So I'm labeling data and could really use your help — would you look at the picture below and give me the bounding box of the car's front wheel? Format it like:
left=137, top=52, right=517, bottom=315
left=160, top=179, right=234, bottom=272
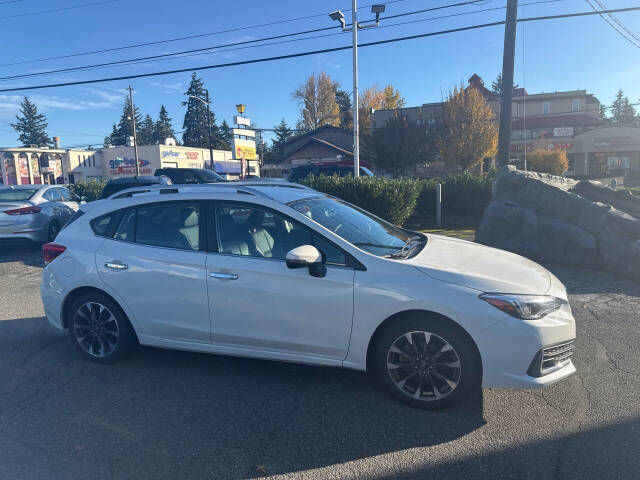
left=374, top=316, right=480, bottom=409
left=67, top=293, right=135, bottom=363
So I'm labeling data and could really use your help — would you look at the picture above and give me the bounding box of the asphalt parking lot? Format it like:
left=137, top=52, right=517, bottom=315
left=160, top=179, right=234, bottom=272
left=1, top=240, right=639, bottom=480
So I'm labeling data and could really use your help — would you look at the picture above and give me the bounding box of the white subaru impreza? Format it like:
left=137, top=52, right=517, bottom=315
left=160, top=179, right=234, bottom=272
left=41, top=181, right=576, bottom=409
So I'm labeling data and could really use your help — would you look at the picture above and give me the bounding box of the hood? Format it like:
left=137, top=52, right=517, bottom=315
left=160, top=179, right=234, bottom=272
left=407, top=234, right=551, bottom=295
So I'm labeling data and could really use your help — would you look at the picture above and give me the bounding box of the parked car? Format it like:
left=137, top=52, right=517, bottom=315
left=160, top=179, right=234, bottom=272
left=154, top=168, right=225, bottom=184
left=100, top=176, right=172, bottom=200
left=287, top=165, right=374, bottom=183
left=0, top=184, right=82, bottom=243
left=40, top=181, right=576, bottom=409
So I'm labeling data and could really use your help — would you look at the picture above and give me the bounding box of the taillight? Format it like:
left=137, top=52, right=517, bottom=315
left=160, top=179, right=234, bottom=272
left=5, top=206, right=42, bottom=215
left=43, top=243, right=66, bottom=264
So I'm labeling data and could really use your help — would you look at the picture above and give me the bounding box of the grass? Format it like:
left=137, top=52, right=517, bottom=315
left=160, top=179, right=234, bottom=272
left=618, top=186, right=640, bottom=196
left=406, top=214, right=480, bottom=242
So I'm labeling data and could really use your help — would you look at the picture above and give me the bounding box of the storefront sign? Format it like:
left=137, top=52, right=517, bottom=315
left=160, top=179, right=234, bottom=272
left=510, top=143, right=535, bottom=152
left=160, top=149, right=201, bottom=161
left=553, top=127, right=574, bottom=137
left=548, top=143, right=573, bottom=150
left=109, top=157, right=152, bottom=175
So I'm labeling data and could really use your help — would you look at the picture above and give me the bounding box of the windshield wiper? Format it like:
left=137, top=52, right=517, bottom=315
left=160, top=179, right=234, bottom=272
left=352, top=242, right=403, bottom=250
left=388, top=235, right=425, bottom=259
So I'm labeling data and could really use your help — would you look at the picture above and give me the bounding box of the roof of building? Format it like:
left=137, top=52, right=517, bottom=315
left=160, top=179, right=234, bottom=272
left=280, top=125, right=356, bottom=162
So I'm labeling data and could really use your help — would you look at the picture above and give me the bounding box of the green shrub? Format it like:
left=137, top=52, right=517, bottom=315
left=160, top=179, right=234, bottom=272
left=415, top=173, right=493, bottom=217
left=300, top=175, right=421, bottom=226
left=68, top=180, right=106, bottom=202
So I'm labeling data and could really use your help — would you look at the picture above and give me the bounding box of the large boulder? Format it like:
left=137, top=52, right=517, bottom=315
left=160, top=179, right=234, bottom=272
left=478, top=166, right=640, bottom=281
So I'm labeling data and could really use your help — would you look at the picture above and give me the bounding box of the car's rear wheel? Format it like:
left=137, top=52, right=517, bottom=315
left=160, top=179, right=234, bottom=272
left=374, top=316, right=480, bottom=409
left=47, top=221, right=60, bottom=242
left=67, top=293, right=135, bottom=363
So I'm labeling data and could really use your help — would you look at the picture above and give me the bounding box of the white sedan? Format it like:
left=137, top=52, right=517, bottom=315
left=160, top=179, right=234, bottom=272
left=40, top=181, right=576, bottom=409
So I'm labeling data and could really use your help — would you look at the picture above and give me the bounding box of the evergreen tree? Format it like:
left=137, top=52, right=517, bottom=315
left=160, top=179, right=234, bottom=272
left=610, top=89, right=636, bottom=125
left=491, top=73, right=518, bottom=95
left=217, top=119, right=233, bottom=150
left=108, top=123, right=118, bottom=145
left=11, top=97, right=52, bottom=147
left=335, top=89, right=352, bottom=129
left=182, top=73, right=218, bottom=148
left=154, top=105, right=176, bottom=144
left=103, top=136, right=111, bottom=147
left=111, top=96, right=142, bottom=146
left=251, top=122, right=266, bottom=164
left=138, top=114, right=156, bottom=145
left=265, top=118, right=294, bottom=164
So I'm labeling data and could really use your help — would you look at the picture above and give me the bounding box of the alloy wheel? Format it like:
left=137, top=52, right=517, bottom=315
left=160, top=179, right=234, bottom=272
left=386, top=330, right=462, bottom=402
left=72, top=302, right=120, bottom=358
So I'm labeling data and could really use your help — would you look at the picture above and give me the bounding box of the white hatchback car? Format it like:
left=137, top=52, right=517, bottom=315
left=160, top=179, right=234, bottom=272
left=41, top=181, right=576, bottom=409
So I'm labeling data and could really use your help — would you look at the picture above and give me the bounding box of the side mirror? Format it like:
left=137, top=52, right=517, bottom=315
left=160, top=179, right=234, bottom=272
left=80, top=196, right=87, bottom=204
left=286, top=245, right=326, bottom=278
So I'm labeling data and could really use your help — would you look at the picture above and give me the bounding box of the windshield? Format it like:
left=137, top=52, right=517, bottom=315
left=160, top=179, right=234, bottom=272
left=289, top=196, right=424, bottom=258
left=199, top=169, right=224, bottom=181
left=0, top=188, right=38, bottom=201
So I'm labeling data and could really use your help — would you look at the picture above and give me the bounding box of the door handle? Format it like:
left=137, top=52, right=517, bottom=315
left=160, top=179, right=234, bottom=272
left=210, top=272, right=238, bottom=280
left=105, top=262, right=128, bottom=270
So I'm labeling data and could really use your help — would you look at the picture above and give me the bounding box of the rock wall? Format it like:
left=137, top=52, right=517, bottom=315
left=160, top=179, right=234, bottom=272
left=477, top=166, right=640, bottom=280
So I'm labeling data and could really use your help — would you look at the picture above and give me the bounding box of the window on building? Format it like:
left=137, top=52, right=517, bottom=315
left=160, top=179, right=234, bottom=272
left=512, top=103, right=519, bottom=118
left=543, top=102, right=551, bottom=115
left=572, top=99, right=580, bottom=112
left=78, top=155, right=82, bottom=167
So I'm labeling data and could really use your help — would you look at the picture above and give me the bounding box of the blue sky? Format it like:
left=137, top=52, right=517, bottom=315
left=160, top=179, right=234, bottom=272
left=1, top=0, right=639, bottom=147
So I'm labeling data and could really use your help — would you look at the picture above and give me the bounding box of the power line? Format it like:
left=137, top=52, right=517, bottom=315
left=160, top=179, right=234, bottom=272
left=0, top=0, right=118, bottom=20
left=0, top=0, right=420, bottom=67
left=2, top=6, right=639, bottom=94
left=0, top=0, right=23, bottom=5
left=591, top=0, right=640, bottom=44
left=0, top=0, right=560, bottom=82
left=585, top=0, right=640, bottom=47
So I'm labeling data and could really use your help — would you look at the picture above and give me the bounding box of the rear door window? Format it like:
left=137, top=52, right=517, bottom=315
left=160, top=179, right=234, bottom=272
left=43, top=189, right=63, bottom=202
left=136, top=202, right=201, bottom=251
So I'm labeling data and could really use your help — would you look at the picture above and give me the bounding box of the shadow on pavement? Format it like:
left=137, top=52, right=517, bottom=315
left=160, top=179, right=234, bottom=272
left=0, top=239, right=44, bottom=267
left=0, top=316, right=485, bottom=480
left=546, top=263, right=640, bottom=296
left=368, top=416, right=640, bottom=480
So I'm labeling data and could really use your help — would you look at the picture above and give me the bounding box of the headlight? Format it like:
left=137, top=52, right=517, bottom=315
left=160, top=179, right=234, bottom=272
left=479, top=293, right=566, bottom=320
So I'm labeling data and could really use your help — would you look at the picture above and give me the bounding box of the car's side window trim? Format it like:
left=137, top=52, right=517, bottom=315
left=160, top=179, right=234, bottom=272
left=210, top=200, right=359, bottom=269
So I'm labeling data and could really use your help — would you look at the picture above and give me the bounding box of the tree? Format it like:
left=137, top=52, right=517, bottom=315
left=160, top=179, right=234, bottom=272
left=265, top=118, right=294, bottom=164
left=358, top=84, right=406, bottom=133
left=217, top=119, right=233, bottom=150
left=526, top=149, right=568, bottom=176
left=292, top=72, right=340, bottom=130
left=335, top=89, right=352, bottom=129
left=109, top=95, right=142, bottom=146
left=491, top=73, right=518, bottom=95
left=137, top=114, right=156, bottom=145
left=182, top=72, right=218, bottom=148
left=106, top=124, right=118, bottom=146
left=103, top=136, right=111, bottom=147
left=610, top=89, right=636, bottom=125
left=438, top=85, right=498, bottom=174
left=365, top=114, right=436, bottom=178
left=154, top=105, right=176, bottom=144
left=11, top=97, right=52, bottom=147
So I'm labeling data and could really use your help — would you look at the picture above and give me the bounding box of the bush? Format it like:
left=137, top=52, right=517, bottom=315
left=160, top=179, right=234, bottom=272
left=68, top=180, right=106, bottom=202
left=414, top=173, right=493, bottom=217
left=624, top=170, right=640, bottom=188
left=526, top=149, right=568, bottom=176
left=299, top=175, right=421, bottom=226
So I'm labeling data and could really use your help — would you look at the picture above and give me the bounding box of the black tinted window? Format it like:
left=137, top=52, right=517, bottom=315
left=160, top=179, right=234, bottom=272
left=136, top=203, right=200, bottom=251
left=91, top=213, right=117, bottom=237
left=114, top=209, right=136, bottom=241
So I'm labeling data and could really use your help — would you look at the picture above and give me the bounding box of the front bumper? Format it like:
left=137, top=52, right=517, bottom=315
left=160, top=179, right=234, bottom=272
left=474, top=303, right=577, bottom=389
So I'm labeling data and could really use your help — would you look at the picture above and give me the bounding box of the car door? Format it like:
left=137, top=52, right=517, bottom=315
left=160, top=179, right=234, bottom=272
left=94, top=200, right=211, bottom=343
left=206, top=202, right=355, bottom=360
left=41, top=188, right=66, bottom=224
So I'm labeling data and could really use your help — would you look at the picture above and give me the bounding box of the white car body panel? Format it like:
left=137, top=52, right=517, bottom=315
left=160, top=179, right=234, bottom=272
left=41, top=182, right=576, bottom=392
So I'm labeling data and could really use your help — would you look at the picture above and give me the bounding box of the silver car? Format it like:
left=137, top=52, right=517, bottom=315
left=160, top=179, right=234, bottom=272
left=0, top=185, right=82, bottom=243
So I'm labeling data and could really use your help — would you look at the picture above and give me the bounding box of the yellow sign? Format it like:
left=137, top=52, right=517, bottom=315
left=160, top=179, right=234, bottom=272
left=235, top=144, right=257, bottom=160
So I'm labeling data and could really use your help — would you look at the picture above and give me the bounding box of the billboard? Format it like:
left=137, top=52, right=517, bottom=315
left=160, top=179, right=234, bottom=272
left=232, top=138, right=257, bottom=160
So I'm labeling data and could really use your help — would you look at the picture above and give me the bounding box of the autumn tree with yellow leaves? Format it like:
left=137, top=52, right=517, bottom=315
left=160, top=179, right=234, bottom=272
left=292, top=73, right=341, bottom=130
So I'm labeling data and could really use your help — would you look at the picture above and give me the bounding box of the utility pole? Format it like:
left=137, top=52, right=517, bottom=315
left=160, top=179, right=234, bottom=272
left=496, top=0, right=519, bottom=168
left=351, top=0, right=360, bottom=177
left=128, top=85, right=140, bottom=176
left=205, top=89, right=214, bottom=170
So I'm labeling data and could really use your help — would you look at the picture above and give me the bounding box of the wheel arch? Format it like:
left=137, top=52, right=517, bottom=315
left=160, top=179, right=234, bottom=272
left=365, top=309, right=483, bottom=379
left=61, top=286, right=139, bottom=342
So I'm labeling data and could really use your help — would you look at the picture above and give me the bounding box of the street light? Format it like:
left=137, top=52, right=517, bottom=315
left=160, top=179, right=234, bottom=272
left=188, top=91, right=214, bottom=170
left=329, top=2, right=385, bottom=177
left=236, top=104, right=246, bottom=116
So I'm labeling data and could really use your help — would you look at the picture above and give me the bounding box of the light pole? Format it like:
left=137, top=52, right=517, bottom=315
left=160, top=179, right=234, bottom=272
left=128, top=85, right=140, bottom=176
left=329, top=3, right=385, bottom=177
left=189, top=91, right=214, bottom=170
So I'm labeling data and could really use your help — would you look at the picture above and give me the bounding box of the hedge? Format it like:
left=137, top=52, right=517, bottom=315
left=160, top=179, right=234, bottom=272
left=415, top=173, right=494, bottom=217
left=300, top=175, right=422, bottom=226
left=68, top=180, right=107, bottom=202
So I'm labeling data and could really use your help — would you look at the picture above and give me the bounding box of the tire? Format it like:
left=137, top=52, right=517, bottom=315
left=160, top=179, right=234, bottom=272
left=374, top=315, right=480, bottom=409
left=47, top=221, right=60, bottom=242
left=66, top=292, right=136, bottom=364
